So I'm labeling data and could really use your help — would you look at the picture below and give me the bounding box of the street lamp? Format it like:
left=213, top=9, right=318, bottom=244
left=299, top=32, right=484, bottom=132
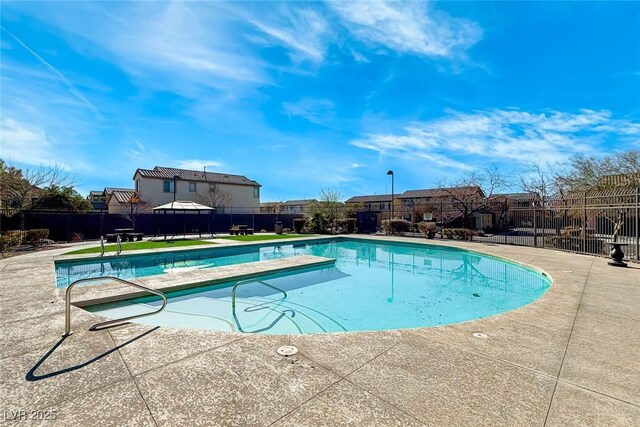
left=387, top=170, right=394, bottom=222
left=173, top=174, right=180, bottom=203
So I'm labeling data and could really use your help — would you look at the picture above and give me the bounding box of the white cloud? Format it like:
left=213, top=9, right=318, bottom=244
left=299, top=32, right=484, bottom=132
left=175, top=159, right=225, bottom=171
left=328, top=0, right=482, bottom=58
left=0, top=118, right=60, bottom=167
left=282, top=98, right=335, bottom=125
left=244, top=6, right=331, bottom=62
left=351, top=109, right=640, bottom=167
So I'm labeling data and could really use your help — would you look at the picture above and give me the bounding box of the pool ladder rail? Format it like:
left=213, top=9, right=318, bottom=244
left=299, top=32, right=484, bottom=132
left=63, top=276, right=167, bottom=336
left=231, top=279, right=291, bottom=333
left=98, top=235, right=122, bottom=257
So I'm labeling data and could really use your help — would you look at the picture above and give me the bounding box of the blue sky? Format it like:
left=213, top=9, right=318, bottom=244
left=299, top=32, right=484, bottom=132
left=1, top=1, right=639, bottom=201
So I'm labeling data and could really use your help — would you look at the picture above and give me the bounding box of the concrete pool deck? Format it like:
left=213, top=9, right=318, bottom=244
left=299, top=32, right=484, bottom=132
left=1, top=236, right=638, bottom=426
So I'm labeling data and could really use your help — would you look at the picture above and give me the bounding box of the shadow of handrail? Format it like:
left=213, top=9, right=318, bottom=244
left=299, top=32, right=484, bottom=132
left=26, top=326, right=159, bottom=382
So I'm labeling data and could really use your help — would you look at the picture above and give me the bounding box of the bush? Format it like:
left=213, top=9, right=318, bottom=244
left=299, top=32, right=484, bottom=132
left=292, top=218, right=307, bottom=234
left=309, top=212, right=328, bottom=234
left=417, top=221, right=437, bottom=239
left=381, top=219, right=411, bottom=234
left=26, top=229, right=49, bottom=243
left=345, top=218, right=357, bottom=234
left=441, top=228, right=474, bottom=240
left=0, top=231, right=24, bottom=252
left=72, top=232, right=84, bottom=242
left=544, top=235, right=606, bottom=255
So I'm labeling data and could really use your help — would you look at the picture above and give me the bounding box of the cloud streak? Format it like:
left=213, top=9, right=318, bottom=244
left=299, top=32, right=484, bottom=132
left=351, top=109, right=640, bottom=167
left=1, top=25, right=101, bottom=117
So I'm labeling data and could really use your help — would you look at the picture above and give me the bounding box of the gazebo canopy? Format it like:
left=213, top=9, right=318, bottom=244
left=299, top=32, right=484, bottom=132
left=152, top=201, right=214, bottom=211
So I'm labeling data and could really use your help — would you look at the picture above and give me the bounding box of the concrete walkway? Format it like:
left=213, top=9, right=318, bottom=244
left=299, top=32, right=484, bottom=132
left=1, top=237, right=638, bottom=426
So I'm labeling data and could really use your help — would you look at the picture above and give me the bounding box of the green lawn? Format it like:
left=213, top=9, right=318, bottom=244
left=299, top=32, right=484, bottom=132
left=66, top=239, right=215, bottom=255
left=223, top=234, right=314, bottom=242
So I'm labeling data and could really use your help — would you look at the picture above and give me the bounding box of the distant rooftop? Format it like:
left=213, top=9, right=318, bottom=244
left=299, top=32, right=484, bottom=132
left=399, top=186, right=483, bottom=199
left=283, top=199, right=317, bottom=206
left=134, top=166, right=260, bottom=187
left=345, top=194, right=393, bottom=203
left=488, top=193, right=539, bottom=202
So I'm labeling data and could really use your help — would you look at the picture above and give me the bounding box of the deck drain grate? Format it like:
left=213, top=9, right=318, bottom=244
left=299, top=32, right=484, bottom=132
left=472, top=332, right=488, bottom=339
left=277, top=345, right=298, bottom=356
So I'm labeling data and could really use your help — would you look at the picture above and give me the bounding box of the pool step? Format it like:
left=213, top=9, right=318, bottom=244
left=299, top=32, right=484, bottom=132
left=68, top=255, right=335, bottom=307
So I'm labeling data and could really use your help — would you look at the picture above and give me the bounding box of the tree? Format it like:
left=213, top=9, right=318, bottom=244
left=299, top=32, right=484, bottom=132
left=0, top=160, right=78, bottom=210
left=31, top=185, right=92, bottom=211
left=311, top=189, right=345, bottom=233
left=262, top=201, right=283, bottom=220
left=519, top=163, right=557, bottom=206
left=555, top=150, right=640, bottom=192
left=195, top=183, right=232, bottom=210
left=438, top=164, right=507, bottom=229
left=121, top=192, right=146, bottom=229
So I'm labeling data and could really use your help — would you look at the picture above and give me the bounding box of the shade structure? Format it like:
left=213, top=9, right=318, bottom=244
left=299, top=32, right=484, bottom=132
left=152, top=201, right=214, bottom=211
left=152, top=201, right=216, bottom=239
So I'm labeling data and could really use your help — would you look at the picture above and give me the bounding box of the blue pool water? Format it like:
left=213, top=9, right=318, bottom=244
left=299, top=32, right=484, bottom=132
left=62, top=238, right=552, bottom=334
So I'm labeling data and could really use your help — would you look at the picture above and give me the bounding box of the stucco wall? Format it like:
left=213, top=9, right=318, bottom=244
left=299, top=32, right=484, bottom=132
left=135, top=175, right=260, bottom=211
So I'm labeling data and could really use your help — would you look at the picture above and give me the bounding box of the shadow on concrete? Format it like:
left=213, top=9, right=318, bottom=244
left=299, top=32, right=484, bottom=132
left=25, top=326, right=159, bottom=381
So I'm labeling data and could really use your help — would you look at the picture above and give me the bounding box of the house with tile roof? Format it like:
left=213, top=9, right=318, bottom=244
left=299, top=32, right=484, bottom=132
left=344, top=194, right=394, bottom=224
left=133, top=166, right=261, bottom=213
left=397, top=186, right=485, bottom=224
left=87, top=187, right=143, bottom=213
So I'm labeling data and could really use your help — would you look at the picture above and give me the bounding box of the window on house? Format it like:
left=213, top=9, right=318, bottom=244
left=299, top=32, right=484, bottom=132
left=135, top=180, right=139, bottom=191
left=163, top=181, right=174, bottom=193
left=189, top=182, right=196, bottom=192
left=253, top=187, right=260, bottom=198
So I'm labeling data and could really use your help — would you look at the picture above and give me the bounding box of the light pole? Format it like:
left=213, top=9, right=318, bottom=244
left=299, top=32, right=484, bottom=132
left=173, top=175, right=179, bottom=203
left=387, top=170, right=394, bottom=222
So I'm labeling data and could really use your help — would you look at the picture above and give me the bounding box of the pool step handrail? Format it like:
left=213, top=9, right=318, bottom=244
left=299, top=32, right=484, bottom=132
left=231, top=279, right=287, bottom=311
left=116, top=235, right=122, bottom=256
left=64, top=276, right=167, bottom=336
left=100, top=236, right=105, bottom=257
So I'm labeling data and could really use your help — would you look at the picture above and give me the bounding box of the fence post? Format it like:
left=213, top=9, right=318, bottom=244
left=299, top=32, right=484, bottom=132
left=67, top=208, right=71, bottom=242
left=582, top=192, right=587, bottom=253
left=533, top=204, right=538, bottom=247
left=636, top=187, right=640, bottom=260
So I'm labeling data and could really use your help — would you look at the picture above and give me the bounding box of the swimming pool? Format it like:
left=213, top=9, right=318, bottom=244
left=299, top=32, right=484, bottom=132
left=69, top=238, right=552, bottom=334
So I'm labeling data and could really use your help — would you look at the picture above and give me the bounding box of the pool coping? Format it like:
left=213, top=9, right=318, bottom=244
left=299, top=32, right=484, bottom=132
left=1, top=234, right=638, bottom=425
left=68, top=255, right=336, bottom=307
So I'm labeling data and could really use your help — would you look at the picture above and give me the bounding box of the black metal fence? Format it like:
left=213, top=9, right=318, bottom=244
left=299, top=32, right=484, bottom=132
left=472, top=188, right=639, bottom=260
left=0, top=210, right=303, bottom=242
left=387, top=189, right=639, bottom=261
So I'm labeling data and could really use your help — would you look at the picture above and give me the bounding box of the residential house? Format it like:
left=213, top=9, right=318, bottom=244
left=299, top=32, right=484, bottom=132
left=133, top=166, right=261, bottom=213
left=260, top=199, right=318, bottom=216
left=106, top=189, right=150, bottom=215
left=282, top=199, right=318, bottom=215
left=486, top=193, right=539, bottom=229
left=345, top=194, right=394, bottom=225
left=87, top=190, right=108, bottom=210
left=88, top=187, right=138, bottom=212
left=398, top=186, right=486, bottom=227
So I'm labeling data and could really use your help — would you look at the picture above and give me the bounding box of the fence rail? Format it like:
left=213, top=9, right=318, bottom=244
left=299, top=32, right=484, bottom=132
left=462, top=188, right=639, bottom=260
left=2, top=189, right=639, bottom=261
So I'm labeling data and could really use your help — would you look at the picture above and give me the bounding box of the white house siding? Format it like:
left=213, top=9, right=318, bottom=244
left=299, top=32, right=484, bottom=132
left=135, top=175, right=260, bottom=213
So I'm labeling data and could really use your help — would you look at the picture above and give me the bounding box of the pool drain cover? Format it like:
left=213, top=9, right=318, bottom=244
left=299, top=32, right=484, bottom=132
left=277, top=345, right=298, bottom=356
left=472, top=332, right=488, bottom=339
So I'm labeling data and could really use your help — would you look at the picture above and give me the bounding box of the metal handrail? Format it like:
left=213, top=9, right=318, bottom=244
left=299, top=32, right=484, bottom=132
left=116, top=235, right=122, bottom=256
left=231, top=279, right=287, bottom=311
left=100, top=236, right=105, bottom=257
left=64, top=276, right=167, bottom=336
